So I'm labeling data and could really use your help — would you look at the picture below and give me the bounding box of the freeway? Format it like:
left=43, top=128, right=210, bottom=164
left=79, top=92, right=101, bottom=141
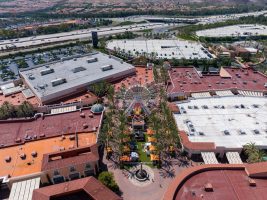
left=0, top=23, right=172, bottom=51
left=110, top=10, right=267, bottom=25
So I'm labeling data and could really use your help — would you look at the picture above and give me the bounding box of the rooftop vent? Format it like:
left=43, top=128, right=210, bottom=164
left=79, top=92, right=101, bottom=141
left=254, top=129, right=260, bottom=134
left=204, top=183, right=213, bottom=192
left=29, top=74, right=35, bottom=80
left=87, top=57, right=98, bottom=63
left=39, top=84, right=46, bottom=89
left=199, top=132, right=205, bottom=136
left=51, top=78, right=66, bottom=87
left=224, top=130, right=230, bottom=135
left=240, top=130, right=246, bottom=135
left=249, top=179, right=256, bottom=187
left=101, top=64, right=113, bottom=71
left=40, top=68, right=54, bottom=76
left=72, top=66, right=86, bottom=73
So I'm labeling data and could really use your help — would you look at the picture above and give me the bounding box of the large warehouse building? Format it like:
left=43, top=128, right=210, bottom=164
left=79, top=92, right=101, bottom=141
left=106, top=39, right=214, bottom=60
left=20, top=52, right=136, bottom=104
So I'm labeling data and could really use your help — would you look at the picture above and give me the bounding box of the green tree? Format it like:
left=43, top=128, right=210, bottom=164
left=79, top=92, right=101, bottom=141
left=16, top=101, right=35, bottom=118
left=0, top=101, right=16, bottom=119
left=90, top=81, right=111, bottom=98
left=244, top=142, right=266, bottom=163
left=98, top=171, right=119, bottom=193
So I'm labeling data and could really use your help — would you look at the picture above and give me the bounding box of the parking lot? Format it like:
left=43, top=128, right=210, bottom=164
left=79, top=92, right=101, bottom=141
left=0, top=44, right=90, bottom=83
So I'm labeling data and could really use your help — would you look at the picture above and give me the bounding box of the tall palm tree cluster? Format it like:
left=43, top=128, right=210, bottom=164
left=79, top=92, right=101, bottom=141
left=149, top=100, right=181, bottom=163
left=243, top=142, right=266, bottom=163
left=99, top=107, right=129, bottom=163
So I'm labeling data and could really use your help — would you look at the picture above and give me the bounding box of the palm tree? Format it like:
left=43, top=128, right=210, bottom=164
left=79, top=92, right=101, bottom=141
left=244, top=142, right=266, bottom=163
left=244, top=142, right=257, bottom=155
left=107, top=85, right=115, bottom=108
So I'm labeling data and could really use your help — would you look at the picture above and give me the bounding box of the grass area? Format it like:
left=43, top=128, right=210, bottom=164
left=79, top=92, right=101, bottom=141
left=138, top=29, right=152, bottom=33
left=116, top=20, right=147, bottom=27
left=136, top=134, right=153, bottom=166
left=177, top=34, right=198, bottom=41
left=137, top=141, right=151, bottom=163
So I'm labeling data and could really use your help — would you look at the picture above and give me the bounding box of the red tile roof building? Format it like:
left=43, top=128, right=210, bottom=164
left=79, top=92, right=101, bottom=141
left=0, top=109, right=101, bottom=148
left=41, top=144, right=99, bottom=184
left=32, top=176, right=122, bottom=200
left=164, top=163, right=267, bottom=200
left=167, top=67, right=267, bottom=100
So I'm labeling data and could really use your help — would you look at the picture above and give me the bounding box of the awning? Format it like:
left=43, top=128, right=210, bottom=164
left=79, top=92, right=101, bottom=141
left=9, top=177, right=40, bottom=200
left=201, top=152, right=219, bottom=164
left=191, top=92, right=211, bottom=98
left=226, top=152, right=243, bottom=164
left=51, top=106, right=77, bottom=114
left=215, top=90, right=234, bottom=97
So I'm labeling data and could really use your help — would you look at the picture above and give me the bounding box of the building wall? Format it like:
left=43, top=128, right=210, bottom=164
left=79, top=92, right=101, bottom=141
left=41, top=161, right=98, bottom=184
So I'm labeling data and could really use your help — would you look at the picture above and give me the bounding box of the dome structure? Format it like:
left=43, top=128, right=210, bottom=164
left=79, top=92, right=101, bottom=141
left=91, top=104, right=104, bottom=114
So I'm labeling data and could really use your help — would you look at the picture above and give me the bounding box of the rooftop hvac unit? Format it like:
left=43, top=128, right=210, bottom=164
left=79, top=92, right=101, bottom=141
left=29, top=75, right=35, bottom=80
left=39, top=84, right=46, bottom=89
left=87, top=57, right=98, bottom=63
left=72, top=66, right=86, bottom=73
left=40, top=68, right=54, bottom=76
left=51, top=78, right=66, bottom=87
left=101, top=64, right=113, bottom=71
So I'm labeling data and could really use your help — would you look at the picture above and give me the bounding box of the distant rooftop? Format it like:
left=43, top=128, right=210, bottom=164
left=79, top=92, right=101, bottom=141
left=20, top=52, right=135, bottom=103
left=106, top=39, right=213, bottom=60
left=197, top=24, right=267, bottom=38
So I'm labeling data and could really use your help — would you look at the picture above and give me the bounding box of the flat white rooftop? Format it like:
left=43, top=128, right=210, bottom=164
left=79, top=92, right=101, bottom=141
left=20, top=52, right=135, bottom=103
left=106, top=39, right=213, bottom=60
left=175, top=96, right=267, bottom=149
left=196, top=24, right=267, bottom=38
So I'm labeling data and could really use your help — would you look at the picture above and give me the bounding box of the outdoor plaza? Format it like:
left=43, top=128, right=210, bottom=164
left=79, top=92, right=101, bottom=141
left=102, top=83, right=190, bottom=200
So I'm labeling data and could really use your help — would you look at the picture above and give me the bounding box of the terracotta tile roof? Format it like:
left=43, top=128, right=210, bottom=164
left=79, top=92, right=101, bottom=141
left=0, top=109, right=101, bottom=148
left=245, top=162, right=267, bottom=178
left=0, top=132, right=96, bottom=178
left=32, top=176, right=122, bottom=200
left=41, top=144, right=99, bottom=171
left=0, top=92, right=40, bottom=106
left=167, top=67, right=267, bottom=95
left=163, top=163, right=267, bottom=200
left=180, top=131, right=216, bottom=151
left=114, top=66, right=154, bottom=91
